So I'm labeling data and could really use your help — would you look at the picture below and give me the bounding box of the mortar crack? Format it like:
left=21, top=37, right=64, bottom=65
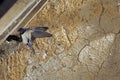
left=78, top=39, right=90, bottom=62
left=62, top=26, right=72, bottom=46
left=98, top=0, right=105, bottom=25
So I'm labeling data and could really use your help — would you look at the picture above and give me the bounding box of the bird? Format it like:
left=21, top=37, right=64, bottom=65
left=6, top=27, right=52, bottom=53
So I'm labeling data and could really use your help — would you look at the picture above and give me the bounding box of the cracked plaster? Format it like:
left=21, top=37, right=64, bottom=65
left=0, top=0, right=120, bottom=80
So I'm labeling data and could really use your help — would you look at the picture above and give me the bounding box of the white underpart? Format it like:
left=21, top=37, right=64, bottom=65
left=21, top=30, right=33, bottom=44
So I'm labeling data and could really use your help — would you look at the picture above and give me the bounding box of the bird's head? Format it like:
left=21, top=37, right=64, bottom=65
left=18, top=28, right=26, bottom=34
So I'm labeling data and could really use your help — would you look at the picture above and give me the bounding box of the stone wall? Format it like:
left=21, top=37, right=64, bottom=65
left=0, top=0, right=120, bottom=80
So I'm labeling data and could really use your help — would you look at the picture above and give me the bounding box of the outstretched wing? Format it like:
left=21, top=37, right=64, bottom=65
left=27, top=27, right=48, bottom=32
left=31, top=31, right=52, bottom=38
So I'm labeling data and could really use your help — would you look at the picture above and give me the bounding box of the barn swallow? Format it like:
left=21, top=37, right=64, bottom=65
left=6, top=27, right=52, bottom=53
left=18, top=27, right=52, bottom=53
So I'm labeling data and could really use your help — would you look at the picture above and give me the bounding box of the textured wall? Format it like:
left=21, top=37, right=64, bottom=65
left=0, top=0, right=120, bottom=80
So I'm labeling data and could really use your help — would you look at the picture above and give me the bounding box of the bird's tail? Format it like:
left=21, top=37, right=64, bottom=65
left=26, top=42, right=35, bottom=54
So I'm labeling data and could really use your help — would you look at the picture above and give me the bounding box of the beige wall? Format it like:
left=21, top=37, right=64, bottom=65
left=0, top=0, right=120, bottom=80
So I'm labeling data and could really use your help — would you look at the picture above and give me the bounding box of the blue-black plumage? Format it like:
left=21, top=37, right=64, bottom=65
left=6, top=27, right=52, bottom=53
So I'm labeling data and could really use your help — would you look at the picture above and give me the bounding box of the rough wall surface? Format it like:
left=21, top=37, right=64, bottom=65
left=0, top=0, right=120, bottom=80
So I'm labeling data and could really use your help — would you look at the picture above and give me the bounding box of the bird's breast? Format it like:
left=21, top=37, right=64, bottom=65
left=21, top=31, right=32, bottom=44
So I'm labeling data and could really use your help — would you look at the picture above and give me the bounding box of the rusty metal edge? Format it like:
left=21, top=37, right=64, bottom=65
left=0, top=0, right=48, bottom=44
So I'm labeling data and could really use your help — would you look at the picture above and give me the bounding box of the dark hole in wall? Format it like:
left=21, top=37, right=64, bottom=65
left=0, top=0, right=17, bottom=18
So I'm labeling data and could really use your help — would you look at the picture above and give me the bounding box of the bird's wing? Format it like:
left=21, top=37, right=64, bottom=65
left=26, top=42, right=35, bottom=54
left=27, top=27, right=48, bottom=32
left=31, top=31, right=52, bottom=38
